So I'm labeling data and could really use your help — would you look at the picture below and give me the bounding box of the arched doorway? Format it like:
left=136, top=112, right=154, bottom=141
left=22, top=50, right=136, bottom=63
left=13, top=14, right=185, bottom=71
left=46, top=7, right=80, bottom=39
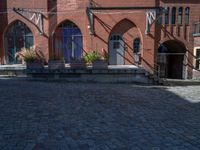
left=4, top=20, right=34, bottom=64
left=54, top=20, right=83, bottom=63
left=157, top=40, right=186, bottom=79
left=108, top=19, right=142, bottom=65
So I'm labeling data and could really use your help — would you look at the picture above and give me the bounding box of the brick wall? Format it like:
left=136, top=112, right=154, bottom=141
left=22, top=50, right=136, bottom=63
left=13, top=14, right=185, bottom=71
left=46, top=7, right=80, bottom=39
left=0, top=0, right=200, bottom=78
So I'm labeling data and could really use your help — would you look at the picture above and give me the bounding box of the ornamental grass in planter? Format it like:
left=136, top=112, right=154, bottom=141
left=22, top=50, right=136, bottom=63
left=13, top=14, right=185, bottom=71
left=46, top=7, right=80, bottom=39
left=16, top=46, right=44, bottom=70
left=83, top=50, right=108, bottom=69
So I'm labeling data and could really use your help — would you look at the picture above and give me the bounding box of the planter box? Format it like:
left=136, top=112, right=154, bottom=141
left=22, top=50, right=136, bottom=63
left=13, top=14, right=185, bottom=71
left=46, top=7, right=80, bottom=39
left=48, top=60, right=65, bottom=70
left=26, top=61, right=44, bottom=70
left=93, top=60, right=108, bottom=69
left=70, top=60, right=86, bottom=69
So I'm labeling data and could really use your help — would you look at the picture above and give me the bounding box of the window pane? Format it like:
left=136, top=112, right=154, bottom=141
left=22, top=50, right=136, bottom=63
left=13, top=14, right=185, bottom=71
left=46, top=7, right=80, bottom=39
left=165, top=7, right=169, bottom=25
left=25, top=37, right=34, bottom=48
left=171, top=7, right=176, bottom=25
left=185, top=7, right=190, bottom=25
left=113, top=42, right=120, bottom=49
left=196, top=49, right=200, bottom=69
left=178, top=7, right=183, bottom=25
left=134, top=38, right=140, bottom=53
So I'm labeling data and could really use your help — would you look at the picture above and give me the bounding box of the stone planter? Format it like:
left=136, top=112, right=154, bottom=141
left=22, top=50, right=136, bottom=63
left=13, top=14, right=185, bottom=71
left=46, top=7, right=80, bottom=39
left=70, top=60, right=86, bottom=69
left=92, top=60, right=108, bottom=69
left=26, top=61, right=44, bottom=70
left=48, top=60, right=65, bottom=70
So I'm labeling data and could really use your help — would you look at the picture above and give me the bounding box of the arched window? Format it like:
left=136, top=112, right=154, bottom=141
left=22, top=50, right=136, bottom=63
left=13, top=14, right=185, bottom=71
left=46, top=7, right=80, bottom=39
left=5, top=20, right=33, bottom=64
left=185, top=7, right=190, bottom=25
left=133, top=38, right=141, bottom=53
left=171, top=7, right=176, bottom=25
left=165, top=7, right=170, bottom=25
left=178, top=7, right=183, bottom=25
left=54, top=20, right=83, bottom=63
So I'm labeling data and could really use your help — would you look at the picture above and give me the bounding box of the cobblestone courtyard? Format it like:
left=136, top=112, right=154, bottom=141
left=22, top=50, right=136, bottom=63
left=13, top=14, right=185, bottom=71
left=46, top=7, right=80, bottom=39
left=0, top=79, right=200, bottom=150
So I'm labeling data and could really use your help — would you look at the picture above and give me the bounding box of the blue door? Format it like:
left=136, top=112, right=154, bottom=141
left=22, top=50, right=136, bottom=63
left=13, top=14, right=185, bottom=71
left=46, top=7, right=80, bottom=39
left=54, top=21, right=83, bottom=63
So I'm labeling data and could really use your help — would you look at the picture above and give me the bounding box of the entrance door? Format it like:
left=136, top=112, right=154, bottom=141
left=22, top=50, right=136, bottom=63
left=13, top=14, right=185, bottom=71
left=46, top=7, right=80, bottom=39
left=157, top=41, right=186, bottom=79
left=54, top=20, right=83, bottom=63
left=168, top=55, right=184, bottom=79
left=109, top=35, right=124, bottom=65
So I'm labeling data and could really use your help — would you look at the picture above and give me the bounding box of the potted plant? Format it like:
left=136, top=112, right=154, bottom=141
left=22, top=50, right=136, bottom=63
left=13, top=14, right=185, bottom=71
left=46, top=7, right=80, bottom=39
left=16, top=46, right=44, bottom=70
left=48, top=50, right=65, bottom=70
left=93, top=48, right=108, bottom=69
left=84, top=49, right=108, bottom=69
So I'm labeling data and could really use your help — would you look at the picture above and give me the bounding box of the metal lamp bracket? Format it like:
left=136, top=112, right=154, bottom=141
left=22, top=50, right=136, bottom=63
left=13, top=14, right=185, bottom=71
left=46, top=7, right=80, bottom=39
left=13, top=8, right=44, bottom=34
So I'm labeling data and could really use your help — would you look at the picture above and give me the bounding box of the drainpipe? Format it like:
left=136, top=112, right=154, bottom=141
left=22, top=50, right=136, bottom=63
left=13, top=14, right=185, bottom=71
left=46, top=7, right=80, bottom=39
left=52, top=31, right=55, bottom=60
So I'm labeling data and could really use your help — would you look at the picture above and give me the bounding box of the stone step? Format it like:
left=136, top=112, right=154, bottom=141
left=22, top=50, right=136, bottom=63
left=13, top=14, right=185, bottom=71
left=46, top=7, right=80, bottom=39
left=0, top=65, right=154, bottom=84
left=161, top=79, right=200, bottom=86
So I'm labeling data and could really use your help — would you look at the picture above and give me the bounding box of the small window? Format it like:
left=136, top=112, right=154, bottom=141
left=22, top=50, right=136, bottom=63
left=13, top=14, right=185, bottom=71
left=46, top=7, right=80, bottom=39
left=178, top=7, right=183, bottom=25
left=113, top=42, right=120, bottom=49
left=196, top=49, right=200, bottom=70
left=133, top=38, right=141, bottom=53
left=165, top=7, right=170, bottom=25
left=185, top=7, right=190, bottom=25
left=171, top=7, right=176, bottom=25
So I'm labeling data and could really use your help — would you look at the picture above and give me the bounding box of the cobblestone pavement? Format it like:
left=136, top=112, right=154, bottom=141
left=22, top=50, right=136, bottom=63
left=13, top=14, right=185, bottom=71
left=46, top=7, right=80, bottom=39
left=0, top=79, right=200, bottom=150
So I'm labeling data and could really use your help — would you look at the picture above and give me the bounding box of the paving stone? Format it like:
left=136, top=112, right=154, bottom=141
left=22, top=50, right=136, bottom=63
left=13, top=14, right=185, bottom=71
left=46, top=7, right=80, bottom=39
left=0, top=80, right=199, bottom=149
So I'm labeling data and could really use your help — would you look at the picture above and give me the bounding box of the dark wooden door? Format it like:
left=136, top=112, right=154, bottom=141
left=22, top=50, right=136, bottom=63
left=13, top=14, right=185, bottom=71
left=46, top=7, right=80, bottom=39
left=168, top=55, right=184, bottom=79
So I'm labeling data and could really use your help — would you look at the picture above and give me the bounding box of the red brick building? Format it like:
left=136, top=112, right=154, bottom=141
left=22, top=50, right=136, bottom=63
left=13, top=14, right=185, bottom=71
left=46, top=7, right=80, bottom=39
left=0, top=0, right=200, bottom=79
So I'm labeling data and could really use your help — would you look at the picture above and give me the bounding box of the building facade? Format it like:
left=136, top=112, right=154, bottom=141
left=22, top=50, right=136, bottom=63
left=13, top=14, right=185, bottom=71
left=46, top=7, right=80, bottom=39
left=0, top=0, right=200, bottom=79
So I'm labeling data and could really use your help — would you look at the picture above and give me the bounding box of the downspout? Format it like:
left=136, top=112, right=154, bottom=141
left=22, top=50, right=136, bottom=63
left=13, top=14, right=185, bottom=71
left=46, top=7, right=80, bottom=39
left=52, top=31, right=55, bottom=60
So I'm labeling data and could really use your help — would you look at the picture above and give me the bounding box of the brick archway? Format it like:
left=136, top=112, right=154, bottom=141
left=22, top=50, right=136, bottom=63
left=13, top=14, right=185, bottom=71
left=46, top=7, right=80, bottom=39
left=53, top=20, right=83, bottom=63
left=158, top=40, right=187, bottom=79
left=4, top=20, right=34, bottom=64
left=108, top=19, right=143, bottom=65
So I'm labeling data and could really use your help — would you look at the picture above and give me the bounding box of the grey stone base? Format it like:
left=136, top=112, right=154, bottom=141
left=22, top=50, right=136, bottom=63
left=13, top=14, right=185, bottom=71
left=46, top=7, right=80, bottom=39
left=0, top=65, right=154, bottom=84
left=26, top=68, right=153, bottom=84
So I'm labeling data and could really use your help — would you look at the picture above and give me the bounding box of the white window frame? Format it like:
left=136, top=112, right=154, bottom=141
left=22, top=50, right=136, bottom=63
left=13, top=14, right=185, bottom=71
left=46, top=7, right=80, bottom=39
left=194, top=47, right=200, bottom=70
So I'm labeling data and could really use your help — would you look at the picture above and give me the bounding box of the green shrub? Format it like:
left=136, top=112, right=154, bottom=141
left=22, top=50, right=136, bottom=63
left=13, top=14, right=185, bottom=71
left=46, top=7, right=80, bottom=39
left=83, top=51, right=101, bottom=64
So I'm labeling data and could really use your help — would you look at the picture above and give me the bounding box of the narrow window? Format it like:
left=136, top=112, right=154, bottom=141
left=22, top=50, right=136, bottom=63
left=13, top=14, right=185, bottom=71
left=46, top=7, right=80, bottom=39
left=165, top=7, right=170, bottom=25
left=196, top=49, right=200, bottom=70
left=171, top=7, right=176, bottom=25
left=178, top=7, right=183, bottom=25
left=133, top=38, right=140, bottom=53
left=185, top=7, right=190, bottom=25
